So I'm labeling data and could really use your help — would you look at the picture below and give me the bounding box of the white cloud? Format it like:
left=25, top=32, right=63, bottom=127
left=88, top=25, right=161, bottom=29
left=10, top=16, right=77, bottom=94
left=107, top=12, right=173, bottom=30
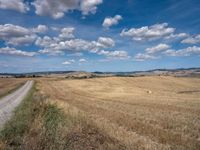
left=0, top=24, right=50, bottom=46
left=51, top=27, right=60, bottom=31
left=164, top=33, right=188, bottom=40
left=102, top=15, right=122, bottom=29
left=98, top=50, right=129, bottom=59
left=133, top=43, right=170, bottom=61
left=0, top=24, right=30, bottom=39
left=64, top=39, right=94, bottom=51
left=37, top=36, right=115, bottom=55
left=164, top=46, right=200, bottom=56
left=59, top=37, right=114, bottom=52
left=79, top=58, right=87, bottom=62
left=62, top=59, right=75, bottom=65
left=181, top=35, right=200, bottom=44
left=67, top=52, right=83, bottom=57
left=0, top=0, right=29, bottom=13
left=145, top=43, right=170, bottom=54
left=134, top=53, right=157, bottom=61
left=35, top=36, right=60, bottom=47
left=32, top=25, right=48, bottom=33
left=80, top=0, right=103, bottom=15
left=32, top=0, right=102, bottom=19
left=37, top=38, right=89, bottom=54
left=97, top=37, right=115, bottom=47
left=39, top=48, right=64, bottom=55
left=164, top=49, right=186, bottom=57
left=0, top=47, right=36, bottom=56
left=62, top=61, right=72, bottom=65
left=0, top=24, right=37, bottom=46
left=120, top=23, right=175, bottom=41
left=7, top=35, right=37, bottom=46
left=59, top=27, right=75, bottom=39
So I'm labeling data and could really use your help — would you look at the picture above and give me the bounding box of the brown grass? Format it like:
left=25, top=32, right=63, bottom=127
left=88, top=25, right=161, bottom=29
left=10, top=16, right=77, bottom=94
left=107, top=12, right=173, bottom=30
left=37, top=76, right=200, bottom=150
left=0, top=81, right=125, bottom=150
left=0, top=78, right=26, bottom=98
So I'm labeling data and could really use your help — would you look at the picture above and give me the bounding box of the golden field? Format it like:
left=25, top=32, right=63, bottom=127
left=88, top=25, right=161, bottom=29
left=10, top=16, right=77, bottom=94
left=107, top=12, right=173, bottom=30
left=37, top=76, right=200, bottom=150
left=0, top=78, right=26, bottom=98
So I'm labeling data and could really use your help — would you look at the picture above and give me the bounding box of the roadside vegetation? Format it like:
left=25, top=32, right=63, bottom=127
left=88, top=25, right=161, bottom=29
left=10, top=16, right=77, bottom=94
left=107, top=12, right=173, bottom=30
left=0, top=81, right=124, bottom=150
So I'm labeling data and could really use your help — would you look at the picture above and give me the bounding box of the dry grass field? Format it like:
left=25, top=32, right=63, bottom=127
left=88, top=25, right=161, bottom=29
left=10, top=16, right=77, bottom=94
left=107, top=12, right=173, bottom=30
left=0, top=78, right=26, bottom=98
left=36, top=76, right=200, bottom=150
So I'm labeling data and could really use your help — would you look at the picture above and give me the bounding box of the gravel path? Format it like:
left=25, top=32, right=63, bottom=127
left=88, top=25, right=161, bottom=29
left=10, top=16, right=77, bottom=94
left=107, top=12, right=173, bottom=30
left=0, top=80, right=33, bottom=128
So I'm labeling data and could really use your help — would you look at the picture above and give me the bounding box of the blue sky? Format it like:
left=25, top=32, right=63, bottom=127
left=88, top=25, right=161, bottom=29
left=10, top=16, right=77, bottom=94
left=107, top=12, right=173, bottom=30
left=0, top=0, right=200, bottom=73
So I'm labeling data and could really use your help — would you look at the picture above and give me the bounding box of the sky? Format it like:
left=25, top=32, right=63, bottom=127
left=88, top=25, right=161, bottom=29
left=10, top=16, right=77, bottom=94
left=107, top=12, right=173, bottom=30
left=0, top=0, right=200, bottom=73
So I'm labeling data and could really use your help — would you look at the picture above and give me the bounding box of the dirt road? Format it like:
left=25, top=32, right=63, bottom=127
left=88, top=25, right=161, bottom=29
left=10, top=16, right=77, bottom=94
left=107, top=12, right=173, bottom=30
left=0, top=81, right=33, bottom=128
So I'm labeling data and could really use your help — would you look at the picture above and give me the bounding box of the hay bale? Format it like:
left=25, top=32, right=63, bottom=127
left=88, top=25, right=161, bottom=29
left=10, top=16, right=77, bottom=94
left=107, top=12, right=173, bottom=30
left=147, top=90, right=152, bottom=94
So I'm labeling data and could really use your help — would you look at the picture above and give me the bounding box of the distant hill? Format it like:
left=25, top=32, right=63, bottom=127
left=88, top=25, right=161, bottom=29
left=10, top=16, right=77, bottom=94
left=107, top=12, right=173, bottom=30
left=0, top=68, right=200, bottom=78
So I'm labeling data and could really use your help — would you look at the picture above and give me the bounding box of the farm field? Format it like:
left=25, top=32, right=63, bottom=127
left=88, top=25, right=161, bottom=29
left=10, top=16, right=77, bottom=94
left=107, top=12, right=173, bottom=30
left=37, top=76, right=200, bottom=150
left=0, top=78, right=26, bottom=98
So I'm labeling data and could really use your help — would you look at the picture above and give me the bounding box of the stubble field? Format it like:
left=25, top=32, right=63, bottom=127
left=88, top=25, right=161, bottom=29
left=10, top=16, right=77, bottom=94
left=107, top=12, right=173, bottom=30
left=0, top=78, right=26, bottom=98
left=37, top=76, right=200, bottom=149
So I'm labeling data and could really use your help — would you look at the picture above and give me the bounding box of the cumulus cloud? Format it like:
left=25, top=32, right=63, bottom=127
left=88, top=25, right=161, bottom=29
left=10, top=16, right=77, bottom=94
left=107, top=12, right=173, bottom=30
left=98, top=50, right=129, bottom=59
left=80, top=0, right=103, bottom=15
left=32, top=0, right=102, bottom=19
left=0, top=24, right=30, bottom=38
left=0, top=47, right=36, bottom=56
left=35, top=36, right=53, bottom=47
left=36, top=33, right=127, bottom=60
left=37, top=35, right=115, bottom=55
left=32, top=25, right=48, bottom=33
left=164, top=46, right=200, bottom=56
left=68, top=52, right=83, bottom=57
left=63, top=39, right=95, bottom=51
left=0, top=24, right=49, bottom=46
left=181, top=35, right=200, bottom=44
left=59, top=27, right=75, bottom=39
left=134, top=53, right=157, bottom=61
left=79, top=58, right=87, bottom=62
left=0, top=0, right=29, bottom=13
left=62, top=61, right=72, bottom=65
left=164, top=33, right=188, bottom=40
left=39, top=48, right=64, bottom=55
left=134, top=45, right=200, bottom=61
left=7, top=35, right=37, bottom=46
left=132, top=43, right=170, bottom=61
left=37, top=38, right=94, bottom=55
left=0, top=24, right=37, bottom=46
left=102, top=15, right=122, bottom=29
left=120, top=23, right=175, bottom=41
left=97, top=37, right=115, bottom=47
left=62, top=59, right=75, bottom=65
left=145, top=43, right=170, bottom=54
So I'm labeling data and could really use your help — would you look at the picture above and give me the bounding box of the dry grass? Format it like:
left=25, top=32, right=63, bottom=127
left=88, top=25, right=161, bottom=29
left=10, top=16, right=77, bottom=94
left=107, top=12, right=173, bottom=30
left=37, top=76, right=200, bottom=150
left=0, top=81, right=125, bottom=150
left=0, top=78, right=26, bottom=98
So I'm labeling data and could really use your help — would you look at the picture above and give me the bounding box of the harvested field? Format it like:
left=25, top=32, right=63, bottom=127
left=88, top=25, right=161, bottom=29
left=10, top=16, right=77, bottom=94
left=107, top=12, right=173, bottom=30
left=38, top=76, right=200, bottom=150
left=0, top=78, right=26, bottom=98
